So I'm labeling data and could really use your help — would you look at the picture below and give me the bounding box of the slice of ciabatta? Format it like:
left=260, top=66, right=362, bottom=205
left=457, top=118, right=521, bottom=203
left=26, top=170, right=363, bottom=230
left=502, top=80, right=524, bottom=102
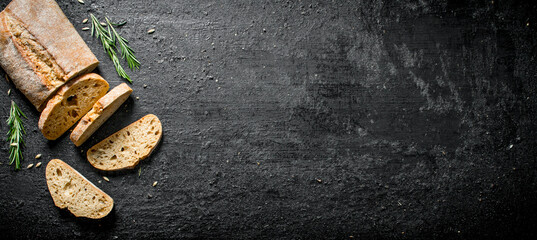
left=46, top=159, right=114, bottom=219
left=87, top=114, right=162, bottom=171
left=38, top=73, right=109, bottom=140
left=70, top=83, right=133, bottom=146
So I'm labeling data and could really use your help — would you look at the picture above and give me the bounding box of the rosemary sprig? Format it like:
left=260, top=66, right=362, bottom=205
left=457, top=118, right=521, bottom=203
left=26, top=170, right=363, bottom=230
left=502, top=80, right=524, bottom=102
left=89, top=14, right=139, bottom=83
left=6, top=100, right=26, bottom=170
left=106, top=17, right=140, bottom=70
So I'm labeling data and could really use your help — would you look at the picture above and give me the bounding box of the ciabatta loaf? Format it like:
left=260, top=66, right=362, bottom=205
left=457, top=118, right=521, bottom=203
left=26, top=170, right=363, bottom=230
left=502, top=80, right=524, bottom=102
left=87, top=114, right=162, bottom=171
left=46, top=159, right=114, bottom=219
left=71, top=83, right=133, bottom=146
left=39, top=73, right=109, bottom=140
left=0, top=0, right=99, bottom=111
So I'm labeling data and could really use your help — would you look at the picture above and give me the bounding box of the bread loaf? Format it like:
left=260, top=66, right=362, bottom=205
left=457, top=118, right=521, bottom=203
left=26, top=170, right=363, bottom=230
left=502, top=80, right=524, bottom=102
left=39, top=73, right=109, bottom=140
left=71, top=83, right=133, bottom=146
left=0, top=0, right=99, bottom=111
left=87, top=114, right=162, bottom=171
left=46, top=159, right=114, bottom=219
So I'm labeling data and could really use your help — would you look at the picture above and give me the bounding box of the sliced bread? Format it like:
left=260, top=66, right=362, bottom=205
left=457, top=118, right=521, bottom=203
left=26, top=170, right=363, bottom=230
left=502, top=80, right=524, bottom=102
left=70, top=83, right=133, bottom=146
left=46, top=159, right=114, bottom=219
left=87, top=114, right=162, bottom=171
left=38, top=73, right=109, bottom=140
left=0, top=0, right=99, bottom=111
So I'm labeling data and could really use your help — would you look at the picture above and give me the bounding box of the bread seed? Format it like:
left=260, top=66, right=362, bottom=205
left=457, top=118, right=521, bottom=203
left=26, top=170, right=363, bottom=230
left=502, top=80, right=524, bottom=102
left=35, top=162, right=42, bottom=168
left=10, top=143, right=18, bottom=147
left=82, top=27, right=90, bottom=31
left=35, top=154, right=42, bottom=159
left=82, top=18, right=88, bottom=24
left=147, top=29, right=155, bottom=34
left=103, top=176, right=110, bottom=182
left=27, top=164, right=34, bottom=169
left=7, top=89, right=11, bottom=95
left=152, top=181, right=158, bottom=187
left=78, top=0, right=84, bottom=4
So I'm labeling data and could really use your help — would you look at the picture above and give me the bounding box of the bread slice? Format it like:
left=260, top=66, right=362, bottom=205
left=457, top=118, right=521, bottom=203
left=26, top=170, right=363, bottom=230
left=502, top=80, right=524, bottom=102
left=46, top=159, right=113, bottom=219
left=0, top=0, right=99, bottom=111
left=87, top=114, right=162, bottom=171
left=39, top=73, right=109, bottom=140
left=70, top=83, right=133, bottom=146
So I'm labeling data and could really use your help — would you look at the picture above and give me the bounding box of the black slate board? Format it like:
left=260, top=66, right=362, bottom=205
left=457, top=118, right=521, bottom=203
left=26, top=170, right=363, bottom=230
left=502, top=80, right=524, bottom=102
left=1, top=0, right=537, bottom=239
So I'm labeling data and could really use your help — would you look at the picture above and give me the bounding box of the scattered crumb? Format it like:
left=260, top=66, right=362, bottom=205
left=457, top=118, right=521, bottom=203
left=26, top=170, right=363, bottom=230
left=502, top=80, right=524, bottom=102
left=27, top=164, right=33, bottom=169
left=7, top=89, right=10, bottom=95
left=153, top=181, right=158, bottom=187
left=98, top=180, right=102, bottom=184
left=147, top=194, right=153, bottom=198
left=81, top=27, right=90, bottom=31
left=316, top=178, right=322, bottom=183
left=77, top=0, right=84, bottom=4
left=143, top=84, right=147, bottom=88
left=35, top=162, right=42, bottom=168
left=82, top=18, right=88, bottom=24
left=35, top=154, right=42, bottom=159
left=103, top=176, right=110, bottom=182
left=147, top=29, right=155, bottom=34
left=136, top=97, right=140, bottom=100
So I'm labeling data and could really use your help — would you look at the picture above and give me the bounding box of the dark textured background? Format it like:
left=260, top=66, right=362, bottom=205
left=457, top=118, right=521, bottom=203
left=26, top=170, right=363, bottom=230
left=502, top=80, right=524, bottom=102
left=1, top=0, right=537, bottom=239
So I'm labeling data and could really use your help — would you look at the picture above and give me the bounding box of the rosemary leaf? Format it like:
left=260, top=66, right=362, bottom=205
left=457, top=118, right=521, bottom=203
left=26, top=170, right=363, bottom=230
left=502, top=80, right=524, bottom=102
left=89, top=14, right=138, bottom=83
left=6, top=100, right=26, bottom=170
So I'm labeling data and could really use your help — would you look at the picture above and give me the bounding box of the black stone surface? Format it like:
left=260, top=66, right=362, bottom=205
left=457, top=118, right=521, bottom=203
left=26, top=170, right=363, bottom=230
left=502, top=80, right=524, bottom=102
left=1, top=0, right=537, bottom=239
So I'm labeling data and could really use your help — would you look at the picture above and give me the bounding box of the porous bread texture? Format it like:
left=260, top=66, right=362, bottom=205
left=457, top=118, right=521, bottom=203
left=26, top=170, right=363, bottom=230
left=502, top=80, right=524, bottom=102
left=71, top=83, right=133, bottom=146
left=46, top=159, right=113, bottom=219
left=87, top=114, right=162, bottom=171
left=39, top=73, right=109, bottom=140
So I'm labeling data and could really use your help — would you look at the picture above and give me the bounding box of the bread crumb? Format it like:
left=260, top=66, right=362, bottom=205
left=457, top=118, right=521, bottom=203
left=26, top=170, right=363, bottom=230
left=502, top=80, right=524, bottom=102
left=136, top=97, right=139, bottom=100
left=316, top=178, right=322, bottom=183
left=35, top=154, right=42, bottom=159
left=35, top=162, right=42, bottom=168
left=27, top=164, right=34, bottom=169
left=152, top=181, right=158, bottom=187
left=103, top=176, right=110, bottom=182
left=7, top=89, right=11, bottom=95
left=147, top=29, right=155, bottom=34
left=143, top=84, right=147, bottom=88
left=78, top=0, right=84, bottom=4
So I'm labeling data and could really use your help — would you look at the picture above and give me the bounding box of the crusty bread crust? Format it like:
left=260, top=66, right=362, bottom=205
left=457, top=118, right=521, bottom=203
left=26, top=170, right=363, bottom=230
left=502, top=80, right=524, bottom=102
left=71, top=83, right=133, bottom=146
left=87, top=114, right=162, bottom=171
left=46, top=159, right=114, bottom=219
left=0, top=0, right=99, bottom=111
left=39, top=73, right=109, bottom=140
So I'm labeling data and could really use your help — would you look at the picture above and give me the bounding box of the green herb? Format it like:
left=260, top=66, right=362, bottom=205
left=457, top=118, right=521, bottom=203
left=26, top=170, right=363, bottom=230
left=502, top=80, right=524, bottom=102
left=6, top=101, right=26, bottom=170
left=106, top=18, right=140, bottom=71
left=89, top=14, right=139, bottom=83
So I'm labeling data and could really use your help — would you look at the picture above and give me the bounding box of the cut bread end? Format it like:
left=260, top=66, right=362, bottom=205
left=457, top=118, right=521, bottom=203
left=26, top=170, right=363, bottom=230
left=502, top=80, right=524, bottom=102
left=38, top=73, right=109, bottom=140
left=87, top=114, right=162, bottom=171
left=45, top=159, right=114, bottom=219
left=71, top=83, right=133, bottom=146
